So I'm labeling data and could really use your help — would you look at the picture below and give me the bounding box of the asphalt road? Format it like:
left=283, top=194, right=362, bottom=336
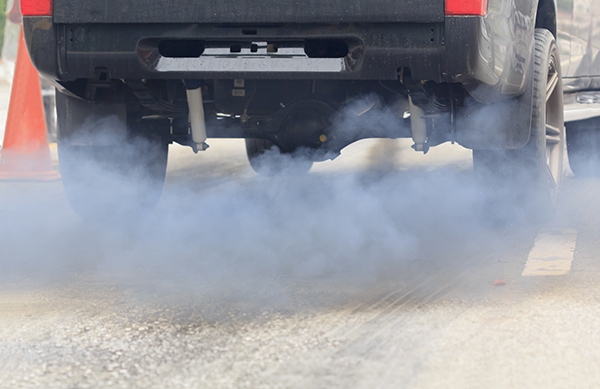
left=1, top=139, right=600, bottom=388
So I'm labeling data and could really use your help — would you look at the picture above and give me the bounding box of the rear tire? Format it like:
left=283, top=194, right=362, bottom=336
left=473, top=29, right=564, bottom=216
left=57, top=91, right=168, bottom=223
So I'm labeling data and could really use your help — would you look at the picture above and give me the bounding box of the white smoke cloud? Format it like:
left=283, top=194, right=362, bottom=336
left=0, top=96, right=559, bottom=314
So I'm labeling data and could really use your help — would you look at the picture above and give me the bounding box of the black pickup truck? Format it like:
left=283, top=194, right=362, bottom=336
left=20, top=0, right=600, bottom=218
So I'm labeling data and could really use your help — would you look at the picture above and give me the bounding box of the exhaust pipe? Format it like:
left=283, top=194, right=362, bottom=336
left=184, top=80, right=209, bottom=152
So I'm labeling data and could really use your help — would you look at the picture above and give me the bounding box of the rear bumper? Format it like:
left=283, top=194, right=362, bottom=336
left=24, top=15, right=525, bottom=100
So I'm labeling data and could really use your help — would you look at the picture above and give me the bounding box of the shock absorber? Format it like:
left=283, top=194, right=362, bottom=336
left=184, top=80, right=209, bottom=152
left=409, top=95, right=428, bottom=153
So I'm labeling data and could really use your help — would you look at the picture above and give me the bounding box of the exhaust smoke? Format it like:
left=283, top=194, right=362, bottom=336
left=0, top=94, right=560, bottom=314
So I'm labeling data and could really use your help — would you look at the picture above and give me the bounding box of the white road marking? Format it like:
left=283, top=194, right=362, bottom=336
left=522, top=229, right=578, bottom=276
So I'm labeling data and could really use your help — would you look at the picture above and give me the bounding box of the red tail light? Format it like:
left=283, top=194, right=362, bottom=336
left=445, top=0, right=488, bottom=16
left=20, top=0, right=52, bottom=16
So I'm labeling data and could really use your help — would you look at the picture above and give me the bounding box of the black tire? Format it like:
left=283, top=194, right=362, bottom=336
left=56, top=91, right=168, bottom=222
left=473, top=29, right=564, bottom=215
left=566, top=117, right=600, bottom=176
left=245, top=138, right=313, bottom=176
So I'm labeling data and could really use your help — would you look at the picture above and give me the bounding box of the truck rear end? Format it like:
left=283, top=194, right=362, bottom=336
left=30, top=0, right=454, bottom=82
left=22, top=0, right=565, bottom=222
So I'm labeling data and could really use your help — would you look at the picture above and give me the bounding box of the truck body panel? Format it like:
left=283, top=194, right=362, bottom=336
left=53, top=0, right=444, bottom=24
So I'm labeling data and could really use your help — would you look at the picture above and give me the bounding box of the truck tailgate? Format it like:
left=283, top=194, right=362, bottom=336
left=53, top=0, right=444, bottom=24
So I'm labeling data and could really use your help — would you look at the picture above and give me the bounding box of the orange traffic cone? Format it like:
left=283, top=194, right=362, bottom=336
left=0, top=28, right=60, bottom=181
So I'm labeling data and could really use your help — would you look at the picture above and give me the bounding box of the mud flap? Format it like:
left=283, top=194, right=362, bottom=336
left=454, top=84, right=533, bottom=150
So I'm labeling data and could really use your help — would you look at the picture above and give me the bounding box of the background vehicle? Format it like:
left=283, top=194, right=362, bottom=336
left=19, top=0, right=600, bottom=219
